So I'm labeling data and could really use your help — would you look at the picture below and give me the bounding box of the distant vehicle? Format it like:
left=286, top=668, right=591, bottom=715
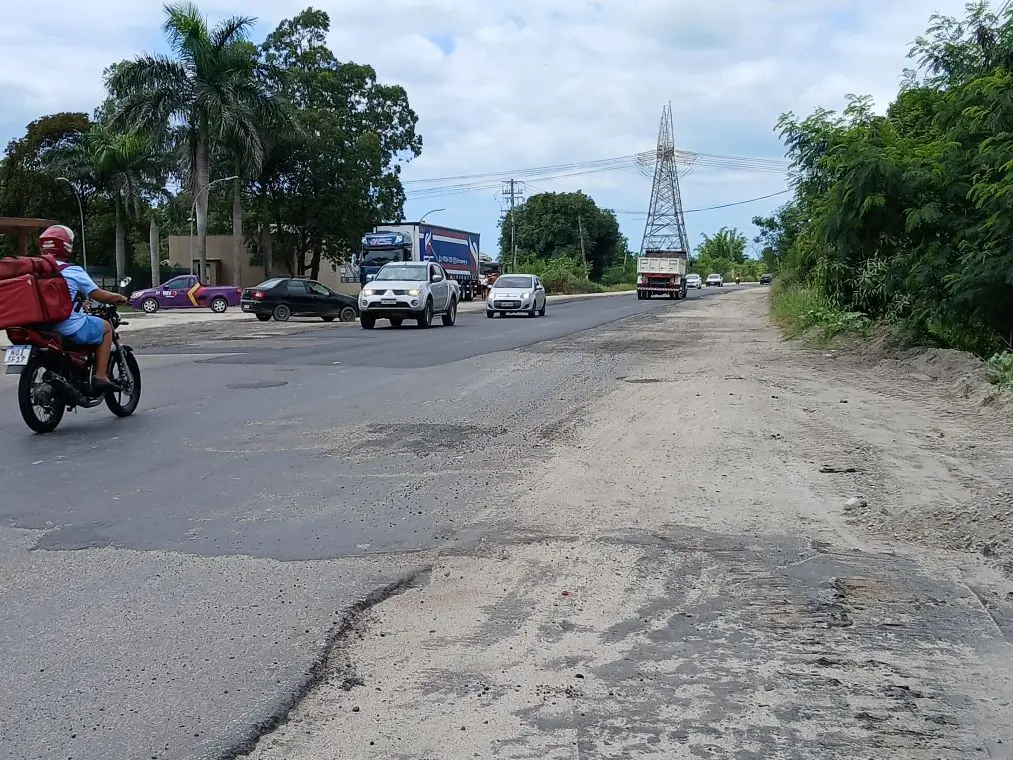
left=685, top=273, right=702, bottom=289
left=358, top=223, right=481, bottom=301
left=240, top=277, right=359, bottom=322
left=705, top=273, right=724, bottom=287
left=637, top=249, right=688, bottom=300
left=486, top=274, right=546, bottom=318
left=759, top=273, right=773, bottom=284
left=358, top=261, right=459, bottom=329
left=129, top=274, right=242, bottom=314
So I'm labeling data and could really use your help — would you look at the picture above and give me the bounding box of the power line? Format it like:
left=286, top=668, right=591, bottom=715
left=615, top=188, right=792, bottom=216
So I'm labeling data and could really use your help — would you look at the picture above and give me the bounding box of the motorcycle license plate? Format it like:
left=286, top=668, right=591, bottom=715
left=3, top=345, right=30, bottom=374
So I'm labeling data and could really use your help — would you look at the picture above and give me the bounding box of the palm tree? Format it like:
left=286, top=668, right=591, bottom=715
left=52, top=123, right=162, bottom=284
left=105, top=1, right=279, bottom=281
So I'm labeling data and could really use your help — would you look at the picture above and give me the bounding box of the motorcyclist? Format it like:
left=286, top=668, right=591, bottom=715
left=40, top=225, right=128, bottom=392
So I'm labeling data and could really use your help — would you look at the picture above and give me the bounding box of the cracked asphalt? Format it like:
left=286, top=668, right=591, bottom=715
left=0, top=288, right=732, bottom=760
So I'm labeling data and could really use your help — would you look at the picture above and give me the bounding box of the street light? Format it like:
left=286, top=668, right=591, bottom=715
left=56, top=177, right=87, bottom=270
left=189, top=175, right=238, bottom=277
left=419, top=207, right=444, bottom=223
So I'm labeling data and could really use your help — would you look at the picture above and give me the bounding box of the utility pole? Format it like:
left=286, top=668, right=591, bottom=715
left=501, top=179, right=525, bottom=271
left=577, top=216, right=588, bottom=273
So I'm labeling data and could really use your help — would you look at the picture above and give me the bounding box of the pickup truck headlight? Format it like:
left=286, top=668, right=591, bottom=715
left=362, top=289, right=376, bottom=296
left=407, top=289, right=420, bottom=296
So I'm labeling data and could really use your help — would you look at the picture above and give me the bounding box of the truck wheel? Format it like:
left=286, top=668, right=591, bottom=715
left=417, top=299, right=433, bottom=328
left=210, top=297, right=228, bottom=313
left=360, top=315, right=375, bottom=329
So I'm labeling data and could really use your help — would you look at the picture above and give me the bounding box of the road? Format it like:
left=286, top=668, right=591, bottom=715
left=0, top=286, right=731, bottom=760
left=5, top=282, right=1013, bottom=759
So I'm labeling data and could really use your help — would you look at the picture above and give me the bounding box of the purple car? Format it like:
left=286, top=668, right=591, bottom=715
left=128, top=274, right=243, bottom=314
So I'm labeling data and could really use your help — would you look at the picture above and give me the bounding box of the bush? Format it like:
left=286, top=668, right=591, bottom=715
left=770, top=280, right=871, bottom=344
left=507, top=254, right=607, bottom=295
left=987, top=351, right=1013, bottom=390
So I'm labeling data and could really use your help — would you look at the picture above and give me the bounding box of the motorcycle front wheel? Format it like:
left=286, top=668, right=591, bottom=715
left=18, top=359, right=65, bottom=434
left=105, top=350, right=141, bottom=417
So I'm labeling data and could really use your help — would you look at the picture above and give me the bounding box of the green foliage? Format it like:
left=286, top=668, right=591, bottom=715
left=0, top=4, right=421, bottom=284
left=507, top=253, right=608, bottom=294
left=689, top=226, right=766, bottom=280
left=766, top=2, right=1013, bottom=364
left=499, top=191, right=624, bottom=281
left=987, top=351, right=1013, bottom=389
left=769, top=280, right=871, bottom=345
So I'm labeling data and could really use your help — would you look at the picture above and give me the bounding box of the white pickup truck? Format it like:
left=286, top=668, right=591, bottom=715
left=358, top=260, right=460, bottom=329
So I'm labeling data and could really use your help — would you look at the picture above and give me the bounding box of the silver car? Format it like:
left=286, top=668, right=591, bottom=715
left=486, top=274, right=546, bottom=317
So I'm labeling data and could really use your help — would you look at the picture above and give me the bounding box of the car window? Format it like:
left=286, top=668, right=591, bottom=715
left=163, top=276, right=190, bottom=289
left=285, top=280, right=308, bottom=295
left=254, top=278, right=285, bottom=290
left=306, top=281, right=329, bottom=296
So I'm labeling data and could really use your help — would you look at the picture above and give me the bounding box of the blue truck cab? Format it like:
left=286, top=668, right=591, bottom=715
left=357, top=223, right=480, bottom=301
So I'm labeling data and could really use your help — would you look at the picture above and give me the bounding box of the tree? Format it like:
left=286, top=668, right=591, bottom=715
left=770, top=1, right=1013, bottom=356
left=0, top=113, right=93, bottom=255
left=106, top=1, right=279, bottom=281
left=499, top=191, right=622, bottom=280
left=51, top=122, right=165, bottom=283
left=250, top=9, right=421, bottom=279
left=692, top=227, right=749, bottom=278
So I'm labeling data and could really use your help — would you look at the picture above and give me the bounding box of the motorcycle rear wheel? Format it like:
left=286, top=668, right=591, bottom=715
left=105, top=350, right=141, bottom=417
left=18, top=360, right=65, bottom=434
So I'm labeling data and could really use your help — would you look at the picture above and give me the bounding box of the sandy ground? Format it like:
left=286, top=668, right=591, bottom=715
left=241, top=288, right=1013, bottom=758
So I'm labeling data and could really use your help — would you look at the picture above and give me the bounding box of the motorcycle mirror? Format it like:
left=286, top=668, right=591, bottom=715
left=120, top=277, right=132, bottom=288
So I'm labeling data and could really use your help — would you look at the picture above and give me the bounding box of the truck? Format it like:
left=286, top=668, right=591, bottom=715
left=127, top=273, right=243, bottom=314
left=636, top=250, right=688, bottom=300
left=357, top=223, right=481, bottom=301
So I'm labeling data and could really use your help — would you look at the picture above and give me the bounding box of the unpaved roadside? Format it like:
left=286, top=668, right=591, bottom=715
left=245, top=288, right=1013, bottom=758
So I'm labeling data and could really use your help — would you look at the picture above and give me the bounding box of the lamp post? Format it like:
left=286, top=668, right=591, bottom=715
left=418, top=207, right=444, bottom=223
left=189, top=175, right=238, bottom=278
left=56, top=177, right=87, bottom=270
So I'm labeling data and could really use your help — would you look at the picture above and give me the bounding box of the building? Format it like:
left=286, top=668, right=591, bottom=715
left=166, top=235, right=360, bottom=296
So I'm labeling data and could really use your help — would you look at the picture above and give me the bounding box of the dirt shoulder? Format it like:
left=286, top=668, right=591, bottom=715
left=246, top=288, right=1013, bottom=758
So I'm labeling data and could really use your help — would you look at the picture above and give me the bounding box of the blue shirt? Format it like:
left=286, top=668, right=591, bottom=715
left=52, top=265, right=98, bottom=336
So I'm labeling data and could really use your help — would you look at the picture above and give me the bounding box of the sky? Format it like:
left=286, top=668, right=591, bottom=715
left=0, top=0, right=975, bottom=261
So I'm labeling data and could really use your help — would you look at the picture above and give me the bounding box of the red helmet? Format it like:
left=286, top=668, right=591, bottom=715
left=39, top=224, right=75, bottom=260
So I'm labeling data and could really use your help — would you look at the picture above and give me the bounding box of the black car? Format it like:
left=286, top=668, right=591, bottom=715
left=240, top=277, right=359, bottom=322
left=759, top=273, right=774, bottom=284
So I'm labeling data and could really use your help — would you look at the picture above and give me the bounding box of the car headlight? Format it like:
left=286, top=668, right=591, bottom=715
left=407, top=289, right=420, bottom=296
left=362, top=289, right=376, bottom=296
left=130, top=291, right=140, bottom=299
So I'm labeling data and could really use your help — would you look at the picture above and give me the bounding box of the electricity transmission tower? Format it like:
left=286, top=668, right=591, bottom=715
left=640, top=103, right=690, bottom=256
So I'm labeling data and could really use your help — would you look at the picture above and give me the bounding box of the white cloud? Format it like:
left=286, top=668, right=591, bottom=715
left=0, top=0, right=972, bottom=254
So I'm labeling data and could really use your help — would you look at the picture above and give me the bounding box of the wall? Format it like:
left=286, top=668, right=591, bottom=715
left=167, top=235, right=361, bottom=296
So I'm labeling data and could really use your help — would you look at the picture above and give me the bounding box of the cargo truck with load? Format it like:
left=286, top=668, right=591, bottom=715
left=637, top=249, right=688, bottom=299
left=357, top=223, right=480, bottom=301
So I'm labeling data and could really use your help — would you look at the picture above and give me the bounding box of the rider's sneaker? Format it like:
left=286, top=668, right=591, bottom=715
left=91, top=378, right=120, bottom=394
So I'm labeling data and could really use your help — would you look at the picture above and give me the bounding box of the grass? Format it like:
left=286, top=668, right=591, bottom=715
left=769, top=280, right=872, bottom=346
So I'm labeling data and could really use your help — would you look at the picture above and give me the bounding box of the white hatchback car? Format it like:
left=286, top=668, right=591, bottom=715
left=487, top=274, right=546, bottom=317
left=685, top=273, right=702, bottom=289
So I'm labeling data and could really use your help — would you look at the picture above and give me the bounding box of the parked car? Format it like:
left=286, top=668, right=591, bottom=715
left=759, top=273, right=773, bottom=284
left=358, top=261, right=459, bottom=329
left=705, top=273, right=724, bottom=287
left=685, top=273, right=703, bottom=289
left=486, top=274, right=546, bottom=317
left=240, top=277, right=359, bottom=322
left=129, top=274, right=242, bottom=314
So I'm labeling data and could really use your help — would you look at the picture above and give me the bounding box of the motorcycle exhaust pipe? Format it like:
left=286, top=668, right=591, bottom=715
left=42, top=371, right=89, bottom=406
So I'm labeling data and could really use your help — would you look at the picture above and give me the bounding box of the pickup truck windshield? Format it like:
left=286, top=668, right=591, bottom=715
left=375, top=264, right=428, bottom=281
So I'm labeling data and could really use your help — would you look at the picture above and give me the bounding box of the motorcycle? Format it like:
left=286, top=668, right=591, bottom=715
left=4, top=277, right=141, bottom=434
left=735, top=275, right=741, bottom=284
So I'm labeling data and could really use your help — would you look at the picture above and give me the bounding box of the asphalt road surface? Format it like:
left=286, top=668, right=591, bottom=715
left=0, top=286, right=735, bottom=760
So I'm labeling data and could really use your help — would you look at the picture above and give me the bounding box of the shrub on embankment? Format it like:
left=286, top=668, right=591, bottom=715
left=756, top=3, right=1013, bottom=391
